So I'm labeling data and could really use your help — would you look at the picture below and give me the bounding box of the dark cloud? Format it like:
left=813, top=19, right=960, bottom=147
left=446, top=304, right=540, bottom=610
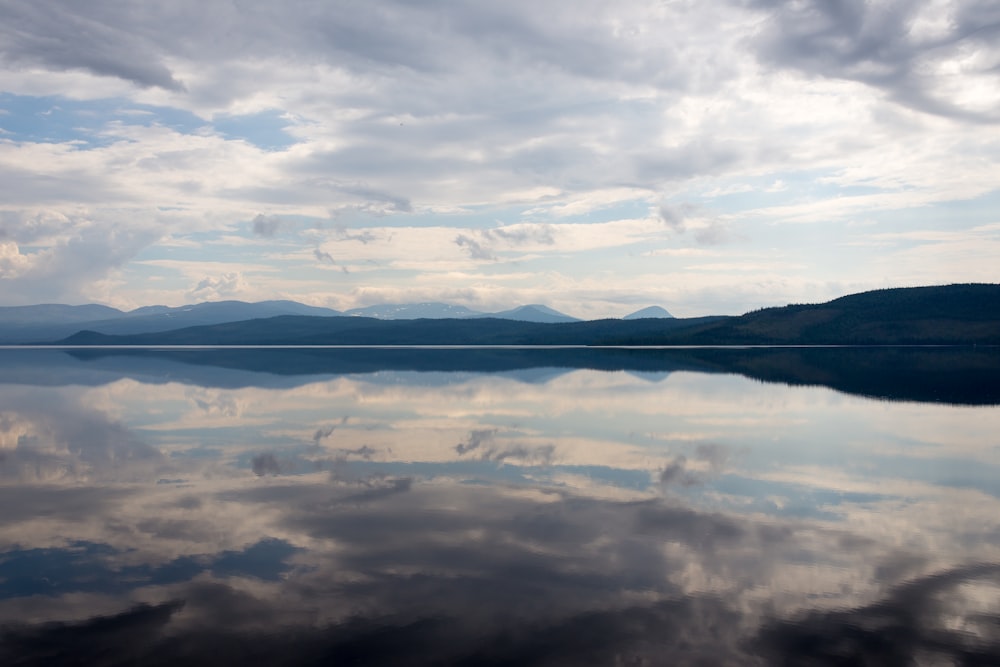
left=753, top=562, right=1000, bottom=665
left=314, top=249, right=349, bottom=274
left=337, top=445, right=379, bottom=460
left=695, top=443, right=730, bottom=467
left=659, top=455, right=701, bottom=487
left=658, top=203, right=698, bottom=232
left=334, top=226, right=379, bottom=244
left=488, top=443, right=555, bottom=465
left=658, top=445, right=734, bottom=489
left=338, top=476, right=413, bottom=503
left=483, top=223, right=556, bottom=246
left=658, top=202, right=732, bottom=246
left=744, top=0, right=1000, bottom=122
left=0, top=484, right=135, bottom=525
left=311, top=425, right=335, bottom=443
left=454, top=429, right=556, bottom=464
left=251, top=214, right=281, bottom=237
left=250, top=452, right=282, bottom=476
left=338, top=186, right=412, bottom=214
left=2, top=471, right=997, bottom=664
left=454, top=234, right=496, bottom=261
left=0, top=601, right=185, bottom=666
left=693, top=222, right=732, bottom=246
left=0, top=1, right=185, bottom=90
left=0, top=594, right=753, bottom=666
left=455, top=428, right=498, bottom=455
left=313, top=248, right=335, bottom=264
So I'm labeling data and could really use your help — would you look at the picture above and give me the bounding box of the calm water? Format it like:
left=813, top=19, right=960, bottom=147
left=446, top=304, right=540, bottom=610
left=1, top=347, right=999, bottom=665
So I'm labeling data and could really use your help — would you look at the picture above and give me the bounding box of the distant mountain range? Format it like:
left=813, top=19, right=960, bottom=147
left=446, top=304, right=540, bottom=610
left=341, top=302, right=590, bottom=323
left=0, top=299, right=674, bottom=343
left=5, top=284, right=999, bottom=346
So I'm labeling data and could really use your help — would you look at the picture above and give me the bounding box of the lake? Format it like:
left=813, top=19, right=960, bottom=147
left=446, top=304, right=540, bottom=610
left=1, top=347, right=999, bottom=665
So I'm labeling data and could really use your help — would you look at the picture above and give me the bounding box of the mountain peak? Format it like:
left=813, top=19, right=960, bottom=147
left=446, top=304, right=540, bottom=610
left=343, top=302, right=484, bottom=319
left=623, top=306, right=674, bottom=320
left=486, top=304, right=580, bottom=323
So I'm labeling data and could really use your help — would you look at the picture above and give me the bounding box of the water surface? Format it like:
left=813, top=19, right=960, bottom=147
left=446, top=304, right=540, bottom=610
left=1, top=347, right=999, bottom=664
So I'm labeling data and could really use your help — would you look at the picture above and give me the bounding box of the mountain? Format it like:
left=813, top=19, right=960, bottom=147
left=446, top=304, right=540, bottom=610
left=0, top=303, right=125, bottom=324
left=54, top=315, right=723, bottom=346
left=343, top=302, right=484, bottom=319
left=604, top=284, right=1000, bottom=345
left=623, top=306, right=674, bottom=320
left=41, top=283, right=1000, bottom=347
left=481, top=304, right=580, bottom=323
left=0, top=300, right=340, bottom=343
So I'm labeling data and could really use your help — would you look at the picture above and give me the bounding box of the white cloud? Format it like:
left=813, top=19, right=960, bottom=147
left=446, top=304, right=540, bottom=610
left=0, top=0, right=996, bottom=312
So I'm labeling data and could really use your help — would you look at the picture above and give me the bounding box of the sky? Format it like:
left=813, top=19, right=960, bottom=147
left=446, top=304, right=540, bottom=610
left=0, top=0, right=998, bottom=318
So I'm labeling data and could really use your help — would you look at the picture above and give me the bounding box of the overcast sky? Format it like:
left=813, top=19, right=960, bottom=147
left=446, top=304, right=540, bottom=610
left=1, top=0, right=997, bottom=316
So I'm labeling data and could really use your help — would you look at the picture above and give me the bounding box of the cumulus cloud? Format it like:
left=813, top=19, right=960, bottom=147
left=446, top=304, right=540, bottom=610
left=187, top=272, right=248, bottom=301
left=0, top=215, right=162, bottom=304
left=0, top=390, right=163, bottom=484
left=0, top=0, right=997, bottom=312
left=455, top=428, right=554, bottom=465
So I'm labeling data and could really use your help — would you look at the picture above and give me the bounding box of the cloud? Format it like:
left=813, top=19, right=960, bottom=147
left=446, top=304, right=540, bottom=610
left=454, top=234, right=496, bottom=261
left=745, top=0, right=1000, bottom=121
left=659, top=456, right=701, bottom=487
left=0, top=388, right=163, bottom=484
left=455, top=428, right=555, bottom=465
left=0, top=212, right=162, bottom=304
left=251, top=214, right=281, bottom=238
left=658, top=445, right=732, bottom=488
left=0, top=1, right=997, bottom=314
left=313, top=249, right=335, bottom=264
left=658, top=203, right=732, bottom=246
left=312, top=417, right=349, bottom=446
left=455, top=428, right=498, bottom=455
left=0, top=1, right=185, bottom=91
left=333, top=226, right=379, bottom=244
left=187, top=272, right=248, bottom=301
left=313, top=248, right=349, bottom=274
left=250, top=452, right=281, bottom=476
left=753, top=562, right=1000, bottom=664
left=483, top=222, right=556, bottom=246
left=658, top=203, right=697, bottom=232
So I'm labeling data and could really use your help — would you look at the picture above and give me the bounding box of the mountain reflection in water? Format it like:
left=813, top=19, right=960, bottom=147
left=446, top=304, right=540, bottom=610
left=0, top=347, right=999, bottom=665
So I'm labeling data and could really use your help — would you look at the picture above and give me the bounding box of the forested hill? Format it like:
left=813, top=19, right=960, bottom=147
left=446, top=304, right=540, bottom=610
left=606, top=283, right=1000, bottom=345
left=49, top=284, right=1000, bottom=346
left=56, top=315, right=724, bottom=346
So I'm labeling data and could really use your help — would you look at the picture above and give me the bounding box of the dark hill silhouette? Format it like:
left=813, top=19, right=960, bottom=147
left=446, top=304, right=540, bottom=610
left=39, top=283, right=1000, bottom=346
left=57, top=315, right=723, bottom=346
left=606, top=284, right=1000, bottom=345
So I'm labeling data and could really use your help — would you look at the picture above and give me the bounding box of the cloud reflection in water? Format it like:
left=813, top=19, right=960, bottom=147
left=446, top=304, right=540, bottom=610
left=0, top=348, right=998, bottom=664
